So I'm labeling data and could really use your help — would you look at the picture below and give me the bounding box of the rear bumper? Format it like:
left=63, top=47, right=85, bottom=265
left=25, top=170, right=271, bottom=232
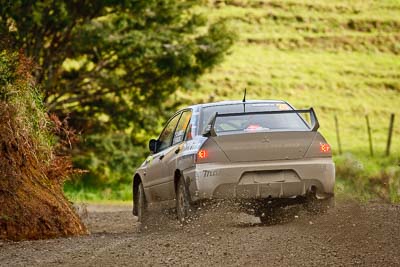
left=183, top=158, right=335, bottom=201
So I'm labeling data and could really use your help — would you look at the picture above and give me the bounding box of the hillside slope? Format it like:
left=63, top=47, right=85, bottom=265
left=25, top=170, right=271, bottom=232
left=177, top=0, right=400, bottom=155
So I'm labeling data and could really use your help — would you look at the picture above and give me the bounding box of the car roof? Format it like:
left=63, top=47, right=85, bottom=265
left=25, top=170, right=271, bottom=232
left=186, top=100, right=288, bottom=111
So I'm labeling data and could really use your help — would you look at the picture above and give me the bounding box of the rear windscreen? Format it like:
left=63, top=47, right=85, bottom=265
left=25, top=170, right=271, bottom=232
left=201, top=103, right=310, bottom=133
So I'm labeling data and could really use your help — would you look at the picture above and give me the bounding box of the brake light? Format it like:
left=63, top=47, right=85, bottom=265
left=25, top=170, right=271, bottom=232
left=197, top=149, right=208, bottom=159
left=320, top=143, right=331, bottom=153
left=246, top=124, right=262, bottom=132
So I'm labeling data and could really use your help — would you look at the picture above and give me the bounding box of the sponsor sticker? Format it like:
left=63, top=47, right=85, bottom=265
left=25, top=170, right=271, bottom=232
left=203, top=170, right=219, bottom=177
left=277, top=103, right=290, bottom=110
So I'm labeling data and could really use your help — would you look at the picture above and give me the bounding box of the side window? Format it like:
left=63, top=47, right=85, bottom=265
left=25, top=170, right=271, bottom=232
left=173, top=110, right=192, bottom=145
left=158, top=113, right=181, bottom=152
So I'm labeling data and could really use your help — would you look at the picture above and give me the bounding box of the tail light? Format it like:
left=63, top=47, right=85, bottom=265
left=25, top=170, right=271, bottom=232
left=197, top=149, right=208, bottom=159
left=320, top=143, right=331, bottom=153
left=195, top=139, right=230, bottom=163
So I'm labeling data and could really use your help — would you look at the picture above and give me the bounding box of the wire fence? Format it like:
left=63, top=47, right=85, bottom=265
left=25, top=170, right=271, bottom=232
left=334, top=113, right=396, bottom=157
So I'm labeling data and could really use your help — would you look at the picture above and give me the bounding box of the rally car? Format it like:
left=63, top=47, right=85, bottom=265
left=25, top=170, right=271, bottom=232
left=132, top=100, right=335, bottom=224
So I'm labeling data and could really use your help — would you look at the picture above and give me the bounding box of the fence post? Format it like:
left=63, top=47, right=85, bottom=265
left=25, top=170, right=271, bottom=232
left=334, top=115, right=342, bottom=155
left=365, top=114, right=373, bottom=156
left=386, top=113, right=395, bottom=156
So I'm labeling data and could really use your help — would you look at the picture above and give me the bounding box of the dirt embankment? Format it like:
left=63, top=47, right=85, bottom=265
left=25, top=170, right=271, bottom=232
left=0, top=199, right=399, bottom=266
left=0, top=52, right=87, bottom=241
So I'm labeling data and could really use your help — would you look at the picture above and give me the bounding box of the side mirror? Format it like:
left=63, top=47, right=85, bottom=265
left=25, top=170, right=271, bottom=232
left=149, top=139, right=158, bottom=153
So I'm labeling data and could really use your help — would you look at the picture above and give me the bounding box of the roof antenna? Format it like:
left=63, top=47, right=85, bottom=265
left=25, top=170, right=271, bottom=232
left=242, top=88, right=246, bottom=112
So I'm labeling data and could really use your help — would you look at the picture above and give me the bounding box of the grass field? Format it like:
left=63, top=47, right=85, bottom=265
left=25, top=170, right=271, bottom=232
left=177, top=0, right=400, bottom=156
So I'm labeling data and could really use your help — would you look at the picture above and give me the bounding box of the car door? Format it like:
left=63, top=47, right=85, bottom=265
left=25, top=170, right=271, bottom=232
left=145, top=112, right=181, bottom=201
left=155, top=110, right=193, bottom=200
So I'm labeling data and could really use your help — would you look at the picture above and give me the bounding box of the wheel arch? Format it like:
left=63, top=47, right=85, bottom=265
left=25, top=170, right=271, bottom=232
left=174, top=168, right=193, bottom=204
left=133, top=173, right=142, bottom=194
left=174, top=169, right=182, bottom=193
left=132, top=173, right=142, bottom=216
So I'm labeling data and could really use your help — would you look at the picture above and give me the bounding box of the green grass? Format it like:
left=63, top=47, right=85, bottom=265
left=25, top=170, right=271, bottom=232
left=335, top=153, right=400, bottom=203
left=178, top=0, right=400, bottom=156
left=180, top=46, right=400, bottom=155
left=64, top=183, right=132, bottom=202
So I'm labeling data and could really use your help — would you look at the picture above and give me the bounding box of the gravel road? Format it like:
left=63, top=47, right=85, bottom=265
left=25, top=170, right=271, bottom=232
left=0, top=199, right=399, bottom=266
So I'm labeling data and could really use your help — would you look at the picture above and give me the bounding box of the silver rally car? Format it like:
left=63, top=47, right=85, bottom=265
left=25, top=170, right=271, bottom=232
left=132, top=100, right=335, bottom=224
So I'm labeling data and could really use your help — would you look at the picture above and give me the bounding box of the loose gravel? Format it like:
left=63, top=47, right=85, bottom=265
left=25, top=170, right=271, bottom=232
left=0, top=199, right=399, bottom=266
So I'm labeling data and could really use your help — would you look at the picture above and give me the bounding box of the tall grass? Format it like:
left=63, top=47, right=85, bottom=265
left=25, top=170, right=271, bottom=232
left=335, top=153, right=400, bottom=203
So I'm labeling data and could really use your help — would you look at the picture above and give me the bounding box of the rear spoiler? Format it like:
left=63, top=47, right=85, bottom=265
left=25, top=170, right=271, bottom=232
left=202, top=108, right=319, bottom=137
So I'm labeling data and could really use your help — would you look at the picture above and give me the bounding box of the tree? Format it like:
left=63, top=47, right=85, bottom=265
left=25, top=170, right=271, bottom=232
left=0, top=0, right=235, bottom=186
left=0, top=0, right=234, bottom=133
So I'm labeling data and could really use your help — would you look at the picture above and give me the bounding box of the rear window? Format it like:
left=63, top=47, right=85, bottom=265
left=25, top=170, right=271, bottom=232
left=200, top=103, right=309, bottom=134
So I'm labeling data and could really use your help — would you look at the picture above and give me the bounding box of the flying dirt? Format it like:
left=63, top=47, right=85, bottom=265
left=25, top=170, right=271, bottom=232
left=0, top=199, right=399, bottom=266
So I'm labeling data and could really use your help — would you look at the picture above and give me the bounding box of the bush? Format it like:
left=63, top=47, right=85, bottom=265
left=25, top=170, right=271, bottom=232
left=70, top=132, right=147, bottom=187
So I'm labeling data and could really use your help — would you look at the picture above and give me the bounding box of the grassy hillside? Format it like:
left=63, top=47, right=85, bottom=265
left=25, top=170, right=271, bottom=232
left=177, top=0, right=400, bottom=156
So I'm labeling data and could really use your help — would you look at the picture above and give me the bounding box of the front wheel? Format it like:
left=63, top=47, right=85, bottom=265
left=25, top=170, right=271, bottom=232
left=134, top=182, right=147, bottom=223
left=176, top=178, right=191, bottom=224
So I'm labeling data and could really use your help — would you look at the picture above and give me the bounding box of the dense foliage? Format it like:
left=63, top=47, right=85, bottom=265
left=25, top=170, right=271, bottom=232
left=0, top=0, right=235, bottom=186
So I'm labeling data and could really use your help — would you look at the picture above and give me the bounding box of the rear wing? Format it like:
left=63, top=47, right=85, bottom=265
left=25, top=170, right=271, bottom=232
left=202, top=108, right=319, bottom=137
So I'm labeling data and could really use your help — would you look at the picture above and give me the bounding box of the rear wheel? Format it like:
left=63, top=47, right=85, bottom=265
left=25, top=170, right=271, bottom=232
left=176, top=178, right=191, bottom=224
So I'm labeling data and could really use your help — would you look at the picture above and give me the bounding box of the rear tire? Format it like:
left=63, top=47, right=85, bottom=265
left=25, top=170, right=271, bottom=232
left=176, top=178, right=191, bottom=224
